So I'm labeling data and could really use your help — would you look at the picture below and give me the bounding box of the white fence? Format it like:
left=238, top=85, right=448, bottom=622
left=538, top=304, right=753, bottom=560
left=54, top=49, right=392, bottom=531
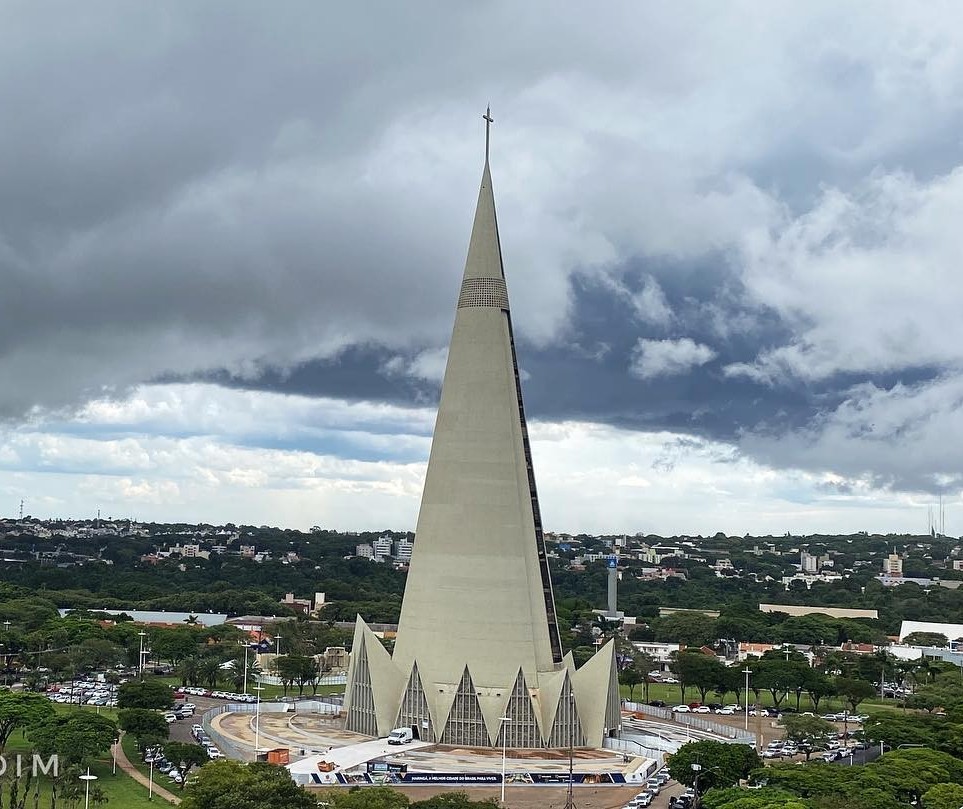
left=201, top=702, right=290, bottom=761
left=603, top=737, right=665, bottom=772
left=623, top=702, right=755, bottom=744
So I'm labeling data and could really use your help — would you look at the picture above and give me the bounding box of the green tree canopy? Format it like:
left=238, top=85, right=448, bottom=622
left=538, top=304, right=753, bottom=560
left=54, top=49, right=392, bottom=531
left=668, top=740, right=761, bottom=791
left=181, top=761, right=319, bottom=809
left=904, top=632, right=949, bottom=647
left=411, top=793, right=499, bottom=808
left=117, top=679, right=174, bottom=710
left=922, top=782, right=963, bottom=809
left=164, top=741, right=210, bottom=788
left=0, top=690, right=54, bottom=753
left=834, top=676, right=876, bottom=712
left=319, top=785, right=409, bottom=808
left=118, top=708, right=169, bottom=751
left=779, top=714, right=837, bottom=759
left=28, top=711, right=117, bottom=768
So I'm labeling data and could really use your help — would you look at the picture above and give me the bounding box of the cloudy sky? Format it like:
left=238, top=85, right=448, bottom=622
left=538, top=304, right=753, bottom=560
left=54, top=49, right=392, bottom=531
left=2, top=1, right=961, bottom=536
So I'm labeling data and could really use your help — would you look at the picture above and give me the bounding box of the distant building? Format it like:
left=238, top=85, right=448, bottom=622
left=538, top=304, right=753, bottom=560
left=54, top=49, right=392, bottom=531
left=800, top=550, right=819, bottom=573
left=883, top=552, right=903, bottom=577
left=393, top=538, right=413, bottom=563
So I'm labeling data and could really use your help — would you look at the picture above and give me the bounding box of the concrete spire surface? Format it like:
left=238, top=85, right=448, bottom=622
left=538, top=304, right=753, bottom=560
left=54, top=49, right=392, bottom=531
left=343, top=113, right=619, bottom=749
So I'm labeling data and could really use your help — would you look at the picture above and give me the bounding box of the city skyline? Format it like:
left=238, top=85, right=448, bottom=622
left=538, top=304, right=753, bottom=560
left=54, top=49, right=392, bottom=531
left=2, top=4, right=962, bottom=536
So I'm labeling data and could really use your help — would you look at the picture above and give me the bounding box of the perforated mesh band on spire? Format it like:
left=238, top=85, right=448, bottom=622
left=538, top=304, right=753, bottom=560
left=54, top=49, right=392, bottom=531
left=457, top=277, right=510, bottom=310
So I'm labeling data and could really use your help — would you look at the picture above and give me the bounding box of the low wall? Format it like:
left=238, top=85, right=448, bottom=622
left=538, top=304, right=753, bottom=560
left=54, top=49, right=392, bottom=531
left=201, top=701, right=290, bottom=762
left=623, top=702, right=755, bottom=744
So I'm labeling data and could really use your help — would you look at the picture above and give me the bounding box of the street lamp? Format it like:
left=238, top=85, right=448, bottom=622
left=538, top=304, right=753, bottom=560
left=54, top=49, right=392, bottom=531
left=79, top=767, right=97, bottom=809
left=274, top=635, right=282, bottom=658
left=238, top=641, right=251, bottom=695
left=148, top=754, right=155, bottom=801
left=742, top=668, right=752, bottom=732
left=691, top=763, right=703, bottom=809
left=499, top=716, right=512, bottom=805
left=564, top=694, right=577, bottom=809
left=138, top=631, right=147, bottom=678
left=253, top=684, right=265, bottom=760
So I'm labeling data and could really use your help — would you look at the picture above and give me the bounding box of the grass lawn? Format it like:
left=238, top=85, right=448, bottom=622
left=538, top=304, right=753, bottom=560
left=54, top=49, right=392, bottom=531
left=4, top=729, right=169, bottom=808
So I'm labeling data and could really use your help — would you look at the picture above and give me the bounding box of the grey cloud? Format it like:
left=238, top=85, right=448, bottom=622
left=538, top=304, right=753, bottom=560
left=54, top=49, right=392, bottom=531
left=4, top=1, right=963, bottom=506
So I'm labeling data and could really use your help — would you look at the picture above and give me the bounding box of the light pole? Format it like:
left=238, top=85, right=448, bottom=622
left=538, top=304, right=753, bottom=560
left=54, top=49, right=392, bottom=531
left=138, top=631, right=147, bottom=678
left=253, top=683, right=265, bottom=760
left=742, top=668, right=752, bottom=732
left=499, top=716, right=512, bottom=805
left=148, top=754, right=154, bottom=800
left=238, top=641, right=250, bottom=695
left=80, top=767, right=97, bottom=809
left=564, top=694, right=577, bottom=809
left=112, top=734, right=118, bottom=775
left=274, top=635, right=282, bottom=658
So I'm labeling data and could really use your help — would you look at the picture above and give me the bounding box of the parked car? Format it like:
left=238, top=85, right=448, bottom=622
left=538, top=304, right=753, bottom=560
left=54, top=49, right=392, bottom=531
left=672, top=705, right=691, bottom=713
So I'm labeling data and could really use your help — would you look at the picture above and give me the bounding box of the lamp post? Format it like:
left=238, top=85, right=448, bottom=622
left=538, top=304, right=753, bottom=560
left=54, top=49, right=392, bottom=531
left=691, top=763, right=702, bottom=809
left=253, top=683, right=265, bottom=760
left=564, top=694, right=577, bottom=809
left=274, top=635, right=282, bottom=658
left=742, top=668, right=752, bottom=732
left=499, top=716, right=512, bottom=805
left=148, top=754, right=154, bottom=801
left=79, top=767, right=97, bottom=809
left=138, top=631, right=147, bottom=678
left=112, top=734, right=118, bottom=775
left=238, top=641, right=250, bottom=695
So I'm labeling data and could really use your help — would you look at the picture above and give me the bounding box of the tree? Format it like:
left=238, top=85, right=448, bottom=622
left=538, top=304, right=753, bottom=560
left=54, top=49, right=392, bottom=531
left=835, top=676, right=876, bottom=713
left=779, top=714, right=837, bottom=759
left=181, top=760, right=319, bottom=809
left=670, top=651, right=726, bottom=703
left=29, top=712, right=117, bottom=768
left=321, top=786, right=409, bottom=808
left=904, top=632, right=949, bottom=647
left=804, top=669, right=835, bottom=712
left=412, top=794, right=499, bottom=808
left=164, top=742, right=209, bottom=788
left=118, top=708, right=169, bottom=751
left=655, top=612, right=718, bottom=647
left=701, top=787, right=809, bottom=809
left=620, top=666, right=643, bottom=702
left=0, top=691, right=54, bottom=753
left=117, top=679, right=174, bottom=710
left=288, top=655, right=319, bottom=697
left=153, top=627, right=201, bottom=666
left=633, top=651, right=658, bottom=703
left=667, top=740, right=761, bottom=791
left=198, top=657, right=222, bottom=689
left=922, top=782, right=963, bottom=809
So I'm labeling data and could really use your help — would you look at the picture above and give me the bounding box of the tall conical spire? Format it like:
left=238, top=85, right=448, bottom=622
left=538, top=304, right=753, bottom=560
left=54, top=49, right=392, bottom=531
left=344, top=114, right=617, bottom=749
left=393, top=111, right=562, bottom=686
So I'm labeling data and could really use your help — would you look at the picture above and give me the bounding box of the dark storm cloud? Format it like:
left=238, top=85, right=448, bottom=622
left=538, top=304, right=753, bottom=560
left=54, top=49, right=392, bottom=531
left=4, top=1, right=963, bottom=499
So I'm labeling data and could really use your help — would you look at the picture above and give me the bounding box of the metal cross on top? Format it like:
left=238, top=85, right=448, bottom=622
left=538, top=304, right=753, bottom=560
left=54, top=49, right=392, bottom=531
left=483, top=105, right=494, bottom=162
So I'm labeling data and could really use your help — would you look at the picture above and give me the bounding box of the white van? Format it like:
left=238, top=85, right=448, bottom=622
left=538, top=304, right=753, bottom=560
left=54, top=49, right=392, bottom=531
left=387, top=727, right=414, bottom=745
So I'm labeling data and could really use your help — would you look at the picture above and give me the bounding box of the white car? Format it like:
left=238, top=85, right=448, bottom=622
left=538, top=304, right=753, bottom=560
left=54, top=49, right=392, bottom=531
left=672, top=705, right=690, bottom=713
left=715, top=706, right=736, bottom=715
left=693, top=706, right=711, bottom=714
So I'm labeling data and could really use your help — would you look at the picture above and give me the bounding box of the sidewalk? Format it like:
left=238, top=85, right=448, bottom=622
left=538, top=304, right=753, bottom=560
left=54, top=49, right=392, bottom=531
left=114, top=734, right=182, bottom=805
